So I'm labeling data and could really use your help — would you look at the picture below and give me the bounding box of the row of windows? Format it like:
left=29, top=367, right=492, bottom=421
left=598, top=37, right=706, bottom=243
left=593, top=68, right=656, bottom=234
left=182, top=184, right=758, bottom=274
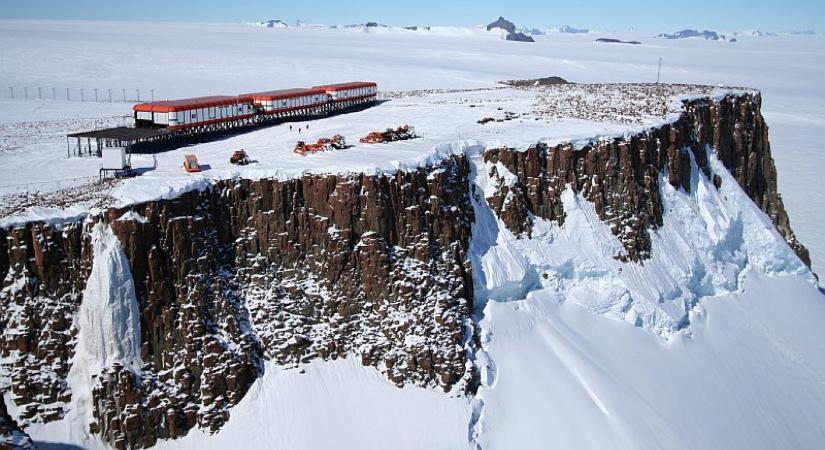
left=151, top=103, right=252, bottom=125
left=261, top=94, right=325, bottom=109
left=334, top=86, right=377, bottom=99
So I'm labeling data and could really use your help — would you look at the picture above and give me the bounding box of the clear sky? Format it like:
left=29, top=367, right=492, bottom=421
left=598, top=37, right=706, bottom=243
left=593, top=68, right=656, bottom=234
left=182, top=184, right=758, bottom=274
left=1, top=0, right=822, bottom=33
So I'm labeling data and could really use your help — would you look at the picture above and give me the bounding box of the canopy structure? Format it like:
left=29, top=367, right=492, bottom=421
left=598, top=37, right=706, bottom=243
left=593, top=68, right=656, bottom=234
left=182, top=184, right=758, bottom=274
left=66, top=127, right=172, bottom=156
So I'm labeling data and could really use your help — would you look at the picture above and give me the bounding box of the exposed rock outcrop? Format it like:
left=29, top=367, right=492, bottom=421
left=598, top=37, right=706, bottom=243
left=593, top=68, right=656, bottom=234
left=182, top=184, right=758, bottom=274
left=1, top=156, right=476, bottom=449
left=0, top=222, right=90, bottom=423
left=656, top=29, right=725, bottom=40
left=483, top=93, right=810, bottom=265
left=595, top=38, right=642, bottom=45
left=501, top=76, right=570, bottom=87
left=486, top=16, right=535, bottom=42
left=0, top=396, right=35, bottom=449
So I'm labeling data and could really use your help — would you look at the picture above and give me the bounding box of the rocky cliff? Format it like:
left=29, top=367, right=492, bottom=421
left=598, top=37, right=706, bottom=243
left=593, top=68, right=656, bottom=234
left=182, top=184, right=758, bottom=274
left=1, top=156, right=475, bottom=449
left=0, top=93, right=811, bottom=449
left=0, top=396, right=34, bottom=450
left=483, top=93, right=810, bottom=265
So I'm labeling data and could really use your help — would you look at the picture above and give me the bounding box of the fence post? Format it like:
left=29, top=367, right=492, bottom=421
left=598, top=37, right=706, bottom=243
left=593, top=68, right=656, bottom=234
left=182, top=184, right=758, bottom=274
left=94, top=88, right=98, bottom=102
left=37, top=87, right=42, bottom=100
left=52, top=87, right=56, bottom=100
left=122, top=89, right=126, bottom=102
left=136, top=89, right=140, bottom=102
left=67, top=87, right=71, bottom=101
left=24, top=87, right=28, bottom=100
left=108, top=88, right=112, bottom=102
left=8, top=87, right=12, bottom=100
left=80, top=88, right=84, bottom=102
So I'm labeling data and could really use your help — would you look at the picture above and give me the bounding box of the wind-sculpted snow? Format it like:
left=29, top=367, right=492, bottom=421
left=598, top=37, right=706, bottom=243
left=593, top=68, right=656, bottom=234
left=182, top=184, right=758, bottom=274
left=472, top=273, right=825, bottom=450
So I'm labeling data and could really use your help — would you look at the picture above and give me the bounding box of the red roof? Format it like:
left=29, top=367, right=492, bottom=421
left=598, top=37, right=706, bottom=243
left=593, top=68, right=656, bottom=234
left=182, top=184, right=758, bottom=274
left=313, top=81, right=377, bottom=92
left=241, top=87, right=327, bottom=101
left=133, top=95, right=251, bottom=113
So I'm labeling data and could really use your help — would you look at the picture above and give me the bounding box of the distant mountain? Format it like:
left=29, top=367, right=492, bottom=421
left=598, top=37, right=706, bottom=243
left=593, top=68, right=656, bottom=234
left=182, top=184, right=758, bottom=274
left=786, top=30, right=816, bottom=35
left=655, top=29, right=726, bottom=40
left=521, top=27, right=547, bottom=36
left=258, top=19, right=289, bottom=28
left=559, top=25, right=590, bottom=34
left=731, top=30, right=778, bottom=37
left=486, top=16, right=535, bottom=42
left=342, top=22, right=389, bottom=29
left=487, top=16, right=517, bottom=34
left=595, top=38, right=641, bottom=45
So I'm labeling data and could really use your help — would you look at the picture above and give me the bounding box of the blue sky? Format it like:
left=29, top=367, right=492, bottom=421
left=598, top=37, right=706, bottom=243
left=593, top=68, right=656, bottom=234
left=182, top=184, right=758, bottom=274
left=1, top=0, right=822, bottom=33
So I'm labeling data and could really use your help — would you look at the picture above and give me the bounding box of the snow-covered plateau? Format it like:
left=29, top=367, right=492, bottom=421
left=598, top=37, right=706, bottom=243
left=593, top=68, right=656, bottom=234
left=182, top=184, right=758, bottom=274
left=0, top=20, right=824, bottom=450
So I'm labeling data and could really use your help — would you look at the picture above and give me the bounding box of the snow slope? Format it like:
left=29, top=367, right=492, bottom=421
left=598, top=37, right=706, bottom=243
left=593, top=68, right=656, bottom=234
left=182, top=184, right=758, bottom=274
left=474, top=271, right=825, bottom=450
left=471, top=146, right=813, bottom=337
left=153, top=358, right=471, bottom=450
left=35, top=357, right=471, bottom=450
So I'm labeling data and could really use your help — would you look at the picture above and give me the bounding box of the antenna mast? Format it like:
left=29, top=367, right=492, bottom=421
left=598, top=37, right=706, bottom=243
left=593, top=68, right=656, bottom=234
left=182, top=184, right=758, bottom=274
left=656, top=57, right=662, bottom=84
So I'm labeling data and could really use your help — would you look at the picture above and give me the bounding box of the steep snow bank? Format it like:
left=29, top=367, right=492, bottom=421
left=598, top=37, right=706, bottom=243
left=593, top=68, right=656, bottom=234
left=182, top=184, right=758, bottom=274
left=151, top=358, right=471, bottom=450
left=474, top=271, right=825, bottom=449
left=30, top=358, right=470, bottom=450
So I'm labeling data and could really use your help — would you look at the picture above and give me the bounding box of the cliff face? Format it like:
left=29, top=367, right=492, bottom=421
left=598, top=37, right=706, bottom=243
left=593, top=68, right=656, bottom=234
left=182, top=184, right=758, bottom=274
left=1, top=396, right=34, bottom=449
left=0, top=156, right=475, bottom=449
left=0, top=93, right=811, bottom=449
left=484, top=93, right=810, bottom=265
left=0, top=222, right=90, bottom=422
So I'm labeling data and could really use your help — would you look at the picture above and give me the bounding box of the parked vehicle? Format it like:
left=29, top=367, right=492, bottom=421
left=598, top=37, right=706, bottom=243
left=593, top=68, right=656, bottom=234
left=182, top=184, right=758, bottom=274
left=230, top=149, right=251, bottom=165
left=183, top=154, right=201, bottom=173
left=359, top=125, right=417, bottom=144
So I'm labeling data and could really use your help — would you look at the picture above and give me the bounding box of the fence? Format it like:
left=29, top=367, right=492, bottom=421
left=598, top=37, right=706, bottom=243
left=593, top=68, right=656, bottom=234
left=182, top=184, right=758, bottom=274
left=2, top=87, right=159, bottom=103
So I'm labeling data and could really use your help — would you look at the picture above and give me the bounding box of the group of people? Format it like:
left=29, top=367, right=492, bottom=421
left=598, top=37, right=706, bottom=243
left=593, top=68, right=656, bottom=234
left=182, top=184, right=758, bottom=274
left=289, top=124, right=310, bottom=134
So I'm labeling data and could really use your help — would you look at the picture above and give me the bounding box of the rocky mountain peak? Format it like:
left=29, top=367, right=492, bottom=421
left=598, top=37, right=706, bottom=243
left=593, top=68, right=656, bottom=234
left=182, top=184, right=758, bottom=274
left=486, top=16, right=535, bottom=42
